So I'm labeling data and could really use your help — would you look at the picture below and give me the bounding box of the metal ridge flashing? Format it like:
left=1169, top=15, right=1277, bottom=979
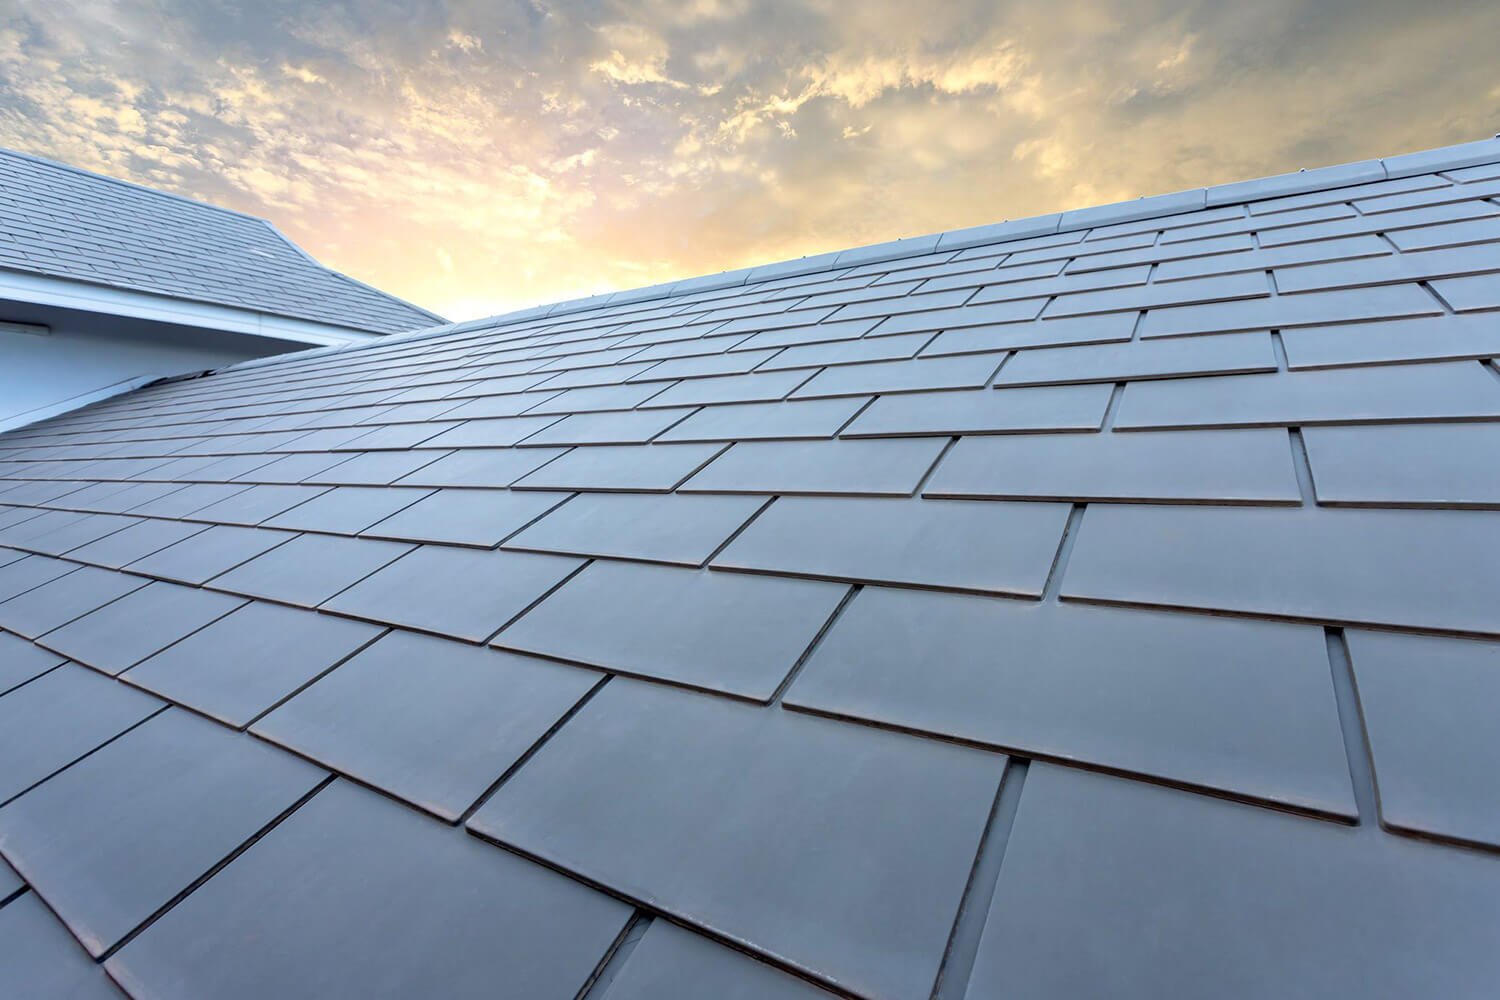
left=212, top=136, right=1500, bottom=377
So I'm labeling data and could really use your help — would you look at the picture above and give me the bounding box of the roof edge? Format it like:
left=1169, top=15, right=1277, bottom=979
left=0, top=268, right=383, bottom=348
left=216, top=134, right=1500, bottom=372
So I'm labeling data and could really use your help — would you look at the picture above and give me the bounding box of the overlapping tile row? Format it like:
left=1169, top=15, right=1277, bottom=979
left=2, top=157, right=1500, bottom=1000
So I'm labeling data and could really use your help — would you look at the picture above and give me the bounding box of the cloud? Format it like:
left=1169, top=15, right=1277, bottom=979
left=0, top=0, right=1497, bottom=321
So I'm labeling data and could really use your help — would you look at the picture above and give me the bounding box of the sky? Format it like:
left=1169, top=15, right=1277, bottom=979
left=2, top=1, right=1497, bottom=322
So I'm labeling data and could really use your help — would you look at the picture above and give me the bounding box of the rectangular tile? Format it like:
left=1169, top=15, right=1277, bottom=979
left=0, top=566, right=147, bottom=639
left=924, top=428, right=1300, bottom=503
left=600, top=920, right=838, bottom=1000
left=636, top=369, right=813, bottom=408
left=38, top=582, right=245, bottom=675
left=863, top=298, right=1048, bottom=335
left=261, top=486, right=433, bottom=535
left=966, top=763, right=1500, bottom=999
left=757, top=331, right=933, bottom=371
left=206, top=534, right=414, bottom=607
left=680, top=437, right=947, bottom=496
left=321, top=545, right=583, bottom=641
left=0, top=553, right=83, bottom=602
left=1275, top=242, right=1500, bottom=294
left=503, top=492, right=765, bottom=566
left=252, top=632, right=596, bottom=821
left=0, top=630, right=65, bottom=694
left=392, top=447, right=567, bottom=488
left=1347, top=629, right=1500, bottom=849
left=522, top=382, right=668, bottom=414
left=1281, top=314, right=1500, bottom=369
left=126, top=525, right=296, bottom=585
left=788, top=587, right=1353, bottom=815
left=1114, top=361, right=1500, bottom=429
left=1431, top=272, right=1500, bottom=312
left=1137, top=284, right=1442, bottom=338
left=0, top=892, right=128, bottom=998
left=361, top=488, right=569, bottom=548
left=1062, top=504, right=1500, bottom=635
left=713, top=495, right=1070, bottom=596
left=993, top=331, right=1276, bottom=386
left=1303, top=423, right=1500, bottom=507
left=1388, top=216, right=1500, bottom=251
left=512, top=442, right=725, bottom=492
left=0, top=664, right=162, bottom=805
left=106, top=780, right=631, bottom=1000
left=840, top=384, right=1111, bottom=437
left=654, top=396, right=868, bottom=442
left=921, top=311, right=1138, bottom=356
left=299, top=449, right=447, bottom=486
left=1044, top=270, right=1269, bottom=318
left=418, top=416, right=562, bottom=449
left=122, top=602, right=382, bottom=727
left=0, top=710, right=323, bottom=955
left=789, top=353, right=1006, bottom=399
left=468, top=679, right=1004, bottom=1000
left=494, top=561, right=846, bottom=699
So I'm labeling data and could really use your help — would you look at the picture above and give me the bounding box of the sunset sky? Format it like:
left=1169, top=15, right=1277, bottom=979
left=3, top=0, right=1496, bottom=322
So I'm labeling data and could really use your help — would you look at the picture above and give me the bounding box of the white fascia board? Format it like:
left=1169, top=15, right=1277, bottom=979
left=0, top=269, right=381, bottom=347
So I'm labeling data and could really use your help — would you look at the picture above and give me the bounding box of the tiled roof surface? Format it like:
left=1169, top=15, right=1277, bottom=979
left=2, top=143, right=1500, bottom=998
left=0, top=149, right=443, bottom=334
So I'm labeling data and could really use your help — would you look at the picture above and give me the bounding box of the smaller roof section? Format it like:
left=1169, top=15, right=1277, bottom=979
left=0, top=148, right=443, bottom=335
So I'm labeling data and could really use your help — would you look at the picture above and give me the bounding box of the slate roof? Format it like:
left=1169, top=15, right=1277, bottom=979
left=2, top=139, right=1500, bottom=999
left=0, top=148, right=443, bottom=334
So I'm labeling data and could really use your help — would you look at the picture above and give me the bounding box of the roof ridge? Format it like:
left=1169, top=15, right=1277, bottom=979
left=0, top=146, right=271, bottom=225
left=218, top=134, right=1500, bottom=372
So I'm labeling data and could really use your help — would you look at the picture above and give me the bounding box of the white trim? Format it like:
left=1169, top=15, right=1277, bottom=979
left=0, top=269, right=381, bottom=347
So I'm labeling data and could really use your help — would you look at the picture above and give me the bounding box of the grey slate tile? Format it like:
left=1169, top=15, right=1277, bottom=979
left=0, top=630, right=64, bottom=694
left=184, top=484, right=331, bottom=526
left=127, top=525, right=296, bottom=585
left=1062, top=504, right=1500, bottom=635
left=494, top=561, right=846, bottom=699
left=598, top=920, right=838, bottom=1000
left=967, top=762, right=1500, bottom=1000
left=230, top=451, right=350, bottom=484
left=0, top=566, right=147, bottom=639
left=1431, top=272, right=1500, bottom=312
left=0, top=857, right=17, bottom=902
left=299, top=448, right=447, bottom=486
left=0, top=664, right=161, bottom=805
left=1282, top=314, right=1500, bottom=370
left=362, top=488, right=569, bottom=547
left=994, top=331, right=1277, bottom=386
left=0, top=894, right=125, bottom=1000
left=1346, top=629, right=1500, bottom=849
left=1274, top=242, right=1500, bottom=294
left=924, top=428, right=1301, bottom=504
left=469, top=680, right=1004, bottom=1000
left=207, top=534, right=414, bottom=607
left=393, top=447, right=567, bottom=488
left=125, top=482, right=249, bottom=518
left=0, top=709, right=324, bottom=955
left=790, top=352, right=1006, bottom=399
left=321, top=545, right=583, bottom=641
left=863, top=297, right=1048, bottom=335
left=122, top=602, right=381, bottom=728
left=252, top=631, right=596, bottom=821
left=1043, top=270, right=1270, bottom=318
left=418, top=416, right=561, bottom=449
left=1115, top=361, right=1500, bottom=429
left=654, top=397, right=868, bottom=442
left=840, top=384, right=1111, bottom=437
left=13, top=512, right=139, bottom=556
left=0, top=554, right=76, bottom=603
left=758, top=331, right=934, bottom=371
left=106, top=779, right=632, bottom=1000
left=680, top=437, right=947, bottom=496
left=637, top=369, right=812, bottom=408
left=513, top=443, right=726, bottom=492
left=517, top=407, right=696, bottom=446
left=523, top=382, right=669, bottom=414
left=261, top=486, right=433, bottom=534
left=1137, top=284, right=1442, bottom=338
left=61, top=518, right=209, bottom=569
left=38, top=583, right=246, bottom=675
left=715, top=496, right=1070, bottom=597
left=504, top=492, right=766, bottom=566
left=788, top=588, right=1354, bottom=816
left=1303, top=423, right=1500, bottom=507
left=1388, top=216, right=1500, bottom=252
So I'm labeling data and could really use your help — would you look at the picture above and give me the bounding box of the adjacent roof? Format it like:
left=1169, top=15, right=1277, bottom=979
left=2, top=138, right=1500, bottom=999
left=0, top=148, right=444, bottom=335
